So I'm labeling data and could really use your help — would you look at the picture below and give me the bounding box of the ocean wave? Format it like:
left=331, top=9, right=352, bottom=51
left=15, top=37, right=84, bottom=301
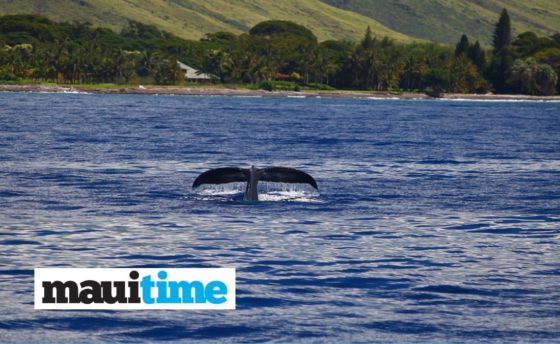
left=438, top=97, right=560, bottom=103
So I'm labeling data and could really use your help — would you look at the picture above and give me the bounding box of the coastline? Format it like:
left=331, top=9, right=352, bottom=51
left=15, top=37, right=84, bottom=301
left=1, top=84, right=560, bottom=101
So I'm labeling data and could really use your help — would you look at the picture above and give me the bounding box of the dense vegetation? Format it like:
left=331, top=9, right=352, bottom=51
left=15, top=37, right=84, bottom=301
left=0, top=15, right=218, bottom=85
left=1, top=12, right=559, bottom=95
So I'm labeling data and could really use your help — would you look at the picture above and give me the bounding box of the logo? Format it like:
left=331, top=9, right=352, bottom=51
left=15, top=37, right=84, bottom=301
left=35, top=268, right=235, bottom=310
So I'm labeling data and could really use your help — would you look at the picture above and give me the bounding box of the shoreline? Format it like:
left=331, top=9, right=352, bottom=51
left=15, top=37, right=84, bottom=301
left=1, top=84, right=560, bottom=101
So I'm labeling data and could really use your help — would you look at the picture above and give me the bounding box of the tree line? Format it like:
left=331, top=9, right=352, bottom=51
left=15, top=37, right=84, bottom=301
left=0, top=15, right=211, bottom=85
left=1, top=10, right=559, bottom=95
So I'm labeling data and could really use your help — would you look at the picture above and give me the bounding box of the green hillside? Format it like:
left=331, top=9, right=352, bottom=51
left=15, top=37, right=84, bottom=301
left=321, top=0, right=560, bottom=44
left=2, top=0, right=558, bottom=45
left=0, top=0, right=413, bottom=42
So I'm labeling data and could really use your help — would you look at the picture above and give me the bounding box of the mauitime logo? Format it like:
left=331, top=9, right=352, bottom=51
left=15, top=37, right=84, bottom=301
left=35, top=268, right=235, bottom=310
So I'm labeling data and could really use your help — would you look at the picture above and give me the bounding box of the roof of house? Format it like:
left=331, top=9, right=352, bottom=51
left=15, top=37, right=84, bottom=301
left=177, top=61, right=212, bottom=80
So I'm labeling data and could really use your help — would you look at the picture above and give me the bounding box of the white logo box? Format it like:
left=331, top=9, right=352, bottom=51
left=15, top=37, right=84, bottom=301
left=35, top=268, right=236, bottom=310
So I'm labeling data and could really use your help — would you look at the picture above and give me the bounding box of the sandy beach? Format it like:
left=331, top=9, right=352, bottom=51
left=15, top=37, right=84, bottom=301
left=2, top=84, right=560, bottom=101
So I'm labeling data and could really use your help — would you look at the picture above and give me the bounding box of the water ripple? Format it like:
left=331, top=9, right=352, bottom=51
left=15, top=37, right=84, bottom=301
left=0, top=94, right=559, bottom=342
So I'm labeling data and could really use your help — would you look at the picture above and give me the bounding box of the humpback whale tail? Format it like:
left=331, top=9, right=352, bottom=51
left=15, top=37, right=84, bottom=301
left=192, top=166, right=318, bottom=201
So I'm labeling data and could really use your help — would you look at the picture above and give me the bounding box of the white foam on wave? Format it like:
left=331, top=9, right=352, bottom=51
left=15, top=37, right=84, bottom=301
left=196, top=183, right=245, bottom=195
left=357, top=96, right=560, bottom=103
left=260, top=182, right=321, bottom=202
left=366, top=96, right=401, bottom=100
left=37, top=89, right=92, bottom=95
left=193, top=182, right=321, bottom=202
left=438, top=97, right=560, bottom=103
left=62, top=89, right=90, bottom=94
left=258, top=190, right=321, bottom=202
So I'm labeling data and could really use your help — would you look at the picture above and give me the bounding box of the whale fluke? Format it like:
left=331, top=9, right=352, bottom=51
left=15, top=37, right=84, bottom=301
left=192, top=166, right=318, bottom=201
left=259, top=167, right=318, bottom=189
left=192, top=167, right=249, bottom=188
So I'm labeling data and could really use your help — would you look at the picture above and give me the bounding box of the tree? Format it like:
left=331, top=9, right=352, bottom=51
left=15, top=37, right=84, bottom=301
left=455, top=34, right=470, bottom=57
left=400, top=46, right=428, bottom=91
left=533, top=47, right=560, bottom=93
left=249, top=20, right=317, bottom=43
left=203, top=49, right=233, bottom=82
left=468, top=41, right=486, bottom=71
left=319, top=40, right=353, bottom=86
left=490, top=9, right=513, bottom=92
left=314, top=46, right=339, bottom=84
left=361, top=26, right=374, bottom=50
left=489, top=47, right=513, bottom=92
left=423, top=68, right=450, bottom=97
left=202, top=31, right=237, bottom=43
left=535, top=63, right=558, bottom=95
left=493, top=8, right=511, bottom=54
left=449, top=55, right=488, bottom=93
left=508, top=58, right=558, bottom=95
left=511, top=31, right=557, bottom=58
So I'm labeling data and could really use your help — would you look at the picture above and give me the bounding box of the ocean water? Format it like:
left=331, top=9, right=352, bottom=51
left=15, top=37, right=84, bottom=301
left=0, top=92, right=559, bottom=343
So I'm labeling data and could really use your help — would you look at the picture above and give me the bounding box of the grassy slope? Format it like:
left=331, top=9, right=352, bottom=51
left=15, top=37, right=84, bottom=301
left=321, top=0, right=560, bottom=44
left=0, top=0, right=413, bottom=42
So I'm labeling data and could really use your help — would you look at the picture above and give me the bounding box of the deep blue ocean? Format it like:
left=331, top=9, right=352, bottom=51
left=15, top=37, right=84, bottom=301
left=0, top=92, right=559, bottom=343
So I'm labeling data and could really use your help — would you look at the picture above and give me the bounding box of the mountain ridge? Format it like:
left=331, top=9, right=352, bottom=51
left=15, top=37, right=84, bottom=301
left=0, top=0, right=559, bottom=44
left=321, top=0, right=560, bottom=44
left=0, top=0, right=413, bottom=42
